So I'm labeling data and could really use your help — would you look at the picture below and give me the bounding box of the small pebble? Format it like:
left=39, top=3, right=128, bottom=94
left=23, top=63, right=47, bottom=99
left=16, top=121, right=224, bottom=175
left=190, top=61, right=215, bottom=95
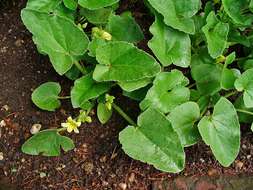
left=40, top=172, right=47, bottom=178
left=1, top=105, right=9, bottom=111
left=247, top=155, right=251, bottom=159
left=235, top=160, right=244, bottom=170
left=200, top=158, right=205, bottom=163
left=30, top=124, right=42, bottom=134
left=128, top=173, right=135, bottom=183
left=0, top=120, right=6, bottom=127
left=208, top=168, right=218, bottom=176
left=242, top=144, right=247, bottom=149
left=119, top=183, right=127, bottom=190
left=0, top=152, right=4, bottom=160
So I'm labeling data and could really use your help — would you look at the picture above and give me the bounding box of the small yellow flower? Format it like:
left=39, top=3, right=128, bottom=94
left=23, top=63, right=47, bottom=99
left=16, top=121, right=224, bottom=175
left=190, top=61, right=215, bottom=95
left=61, top=117, right=81, bottom=134
left=77, top=110, right=92, bottom=123
left=105, top=94, right=115, bottom=110
left=92, top=27, right=112, bottom=41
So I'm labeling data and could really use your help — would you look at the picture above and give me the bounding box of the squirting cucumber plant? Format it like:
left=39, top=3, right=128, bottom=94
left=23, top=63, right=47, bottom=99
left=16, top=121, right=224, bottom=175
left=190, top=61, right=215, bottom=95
left=20, top=0, right=253, bottom=173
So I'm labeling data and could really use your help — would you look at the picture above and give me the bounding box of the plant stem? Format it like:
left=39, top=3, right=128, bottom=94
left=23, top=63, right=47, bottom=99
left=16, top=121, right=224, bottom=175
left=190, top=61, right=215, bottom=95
left=74, top=61, right=87, bottom=75
left=236, top=109, right=253, bottom=116
left=224, top=91, right=238, bottom=98
left=58, top=96, right=71, bottom=100
left=112, top=103, right=137, bottom=127
left=188, top=83, right=196, bottom=89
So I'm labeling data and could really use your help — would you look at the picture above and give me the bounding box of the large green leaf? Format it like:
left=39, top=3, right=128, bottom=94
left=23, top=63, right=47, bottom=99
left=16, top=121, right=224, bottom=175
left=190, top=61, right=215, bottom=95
left=168, top=102, right=200, bottom=147
left=235, top=68, right=253, bottom=108
left=93, top=42, right=161, bottom=82
left=191, top=51, right=222, bottom=95
left=21, top=9, right=89, bottom=75
left=202, top=12, right=229, bottom=58
left=140, top=70, right=190, bottom=114
left=25, top=0, right=61, bottom=12
left=32, top=82, right=61, bottom=111
left=106, top=12, right=144, bottom=43
left=78, top=0, right=119, bottom=10
left=198, top=97, right=240, bottom=167
left=119, top=108, right=185, bottom=173
left=147, top=0, right=201, bottom=34
left=22, top=129, right=74, bottom=156
left=71, top=74, right=112, bottom=109
left=222, top=0, right=253, bottom=25
left=148, top=15, right=191, bottom=67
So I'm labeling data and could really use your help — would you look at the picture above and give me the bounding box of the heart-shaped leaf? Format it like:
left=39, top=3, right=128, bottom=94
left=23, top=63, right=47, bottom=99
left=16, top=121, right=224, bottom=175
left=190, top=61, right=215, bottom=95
left=148, top=14, right=191, bottom=67
left=97, top=103, right=113, bottom=124
left=71, top=74, right=112, bottom=109
left=235, top=68, right=253, bottom=108
left=119, top=108, right=185, bottom=173
left=106, top=12, right=144, bottom=43
left=21, top=9, right=89, bottom=75
left=93, top=41, right=161, bottom=82
left=147, top=0, right=201, bottom=34
left=32, top=82, right=61, bottom=111
left=168, top=102, right=200, bottom=147
left=78, top=0, right=119, bottom=10
left=202, top=11, right=229, bottom=58
left=140, top=70, right=190, bottom=114
left=63, top=0, right=78, bottom=10
left=198, top=97, right=240, bottom=167
left=22, top=129, right=74, bottom=156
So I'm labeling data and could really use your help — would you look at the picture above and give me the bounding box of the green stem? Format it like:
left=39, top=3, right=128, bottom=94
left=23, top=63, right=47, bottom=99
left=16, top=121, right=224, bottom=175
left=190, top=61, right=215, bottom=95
left=188, top=83, right=196, bottom=89
left=112, top=103, right=137, bottom=127
left=236, top=109, right=253, bottom=116
left=224, top=91, right=238, bottom=98
left=74, top=61, right=87, bottom=75
left=58, top=96, right=71, bottom=100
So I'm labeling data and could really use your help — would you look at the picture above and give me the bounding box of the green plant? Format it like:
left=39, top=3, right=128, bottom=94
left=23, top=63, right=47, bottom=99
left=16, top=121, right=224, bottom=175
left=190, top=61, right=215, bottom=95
left=21, top=0, right=253, bottom=172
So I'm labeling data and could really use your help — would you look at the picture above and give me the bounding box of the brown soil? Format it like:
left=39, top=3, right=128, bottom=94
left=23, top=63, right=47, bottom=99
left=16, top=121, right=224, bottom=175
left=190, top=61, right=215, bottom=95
left=0, top=1, right=253, bottom=190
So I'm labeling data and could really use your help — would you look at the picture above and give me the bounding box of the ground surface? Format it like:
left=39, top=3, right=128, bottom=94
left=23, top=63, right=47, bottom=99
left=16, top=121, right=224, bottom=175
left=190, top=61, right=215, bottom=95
left=1, top=1, right=253, bottom=190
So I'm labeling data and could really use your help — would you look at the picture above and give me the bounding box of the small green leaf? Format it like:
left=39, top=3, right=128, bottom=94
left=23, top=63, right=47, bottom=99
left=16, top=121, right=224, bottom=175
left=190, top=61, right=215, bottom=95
left=80, top=7, right=113, bottom=24
left=198, top=97, right=240, bottom=167
left=191, top=51, right=222, bottom=95
left=140, top=70, right=190, bottom=114
left=78, top=0, right=119, bottom=10
left=71, top=74, right=112, bottom=109
left=147, top=0, right=201, bottom=34
left=88, top=38, right=107, bottom=57
left=32, top=82, right=61, bottom=111
left=93, top=41, right=161, bottom=82
left=106, top=12, right=144, bottom=43
left=202, top=11, right=229, bottom=58
left=148, top=14, right=191, bottom=67
left=22, top=129, right=74, bottom=156
left=235, top=68, right=253, bottom=108
left=21, top=9, right=89, bottom=75
left=168, top=102, right=200, bottom=147
left=65, top=65, right=80, bottom=80
left=119, top=108, right=185, bottom=173
left=63, top=0, right=78, bottom=10
left=234, top=95, right=253, bottom=123
left=97, top=103, right=113, bottom=124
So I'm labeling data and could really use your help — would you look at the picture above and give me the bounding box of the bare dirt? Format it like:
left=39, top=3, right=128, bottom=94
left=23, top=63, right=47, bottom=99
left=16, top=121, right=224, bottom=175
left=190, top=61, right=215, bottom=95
left=1, top=1, right=253, bottom=190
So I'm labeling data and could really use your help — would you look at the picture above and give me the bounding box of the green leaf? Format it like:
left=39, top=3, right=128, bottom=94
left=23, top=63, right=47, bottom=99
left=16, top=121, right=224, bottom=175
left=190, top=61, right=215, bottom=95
left=123, top=85, right=150, bottom=101
left=235, top=95, right=253, bottom=123
left=71, top=74, right=112, bottom=108
left=222, top=0, right=253, bottom=25
left=93, top=41, right=161, bottom=82
left=198, top=97, right=240, bottom=167
left=119, top=108, right=185, bottom=173
left=88, top=38, right=107, bottom=57
left=21, top=9, right=89, bottom=75
left=168, top=102, right=200, bottom=147
left=191, top=51, right=222, bottom=95
left=25, top=0, right=62, bottom=12
left=80, top=7, right=113, bottom=24
left=97, top=103, right=113, bottom=124
left=118, top=78, right=152, bottom=92
left=106, top=12, right=144, bottom=43
left=148, top=14, right=191, bottom=67
left=63, top=0, right=78, bottom=10
left=147, top=0, right=201, bottom=34
left=32, top=82, right=61, bottom=111
left=65, top=65, right=80, bottom=80
left=22, top=129, right=74, bottom=156
left=78, top=0, right=119, bottom=10
left=202, top=11, right=229, bottom=58
left=235, top=68, right=253, bottom=108
left=140, top=70, right=190, bottom=114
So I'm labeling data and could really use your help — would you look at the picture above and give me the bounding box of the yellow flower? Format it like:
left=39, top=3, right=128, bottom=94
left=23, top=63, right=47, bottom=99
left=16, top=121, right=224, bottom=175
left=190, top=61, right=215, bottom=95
left=92, top=27, right=112, bottom=41
left=61, top=117, right=81, bottom=134
left=105, top=94, right=115, bottom=110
